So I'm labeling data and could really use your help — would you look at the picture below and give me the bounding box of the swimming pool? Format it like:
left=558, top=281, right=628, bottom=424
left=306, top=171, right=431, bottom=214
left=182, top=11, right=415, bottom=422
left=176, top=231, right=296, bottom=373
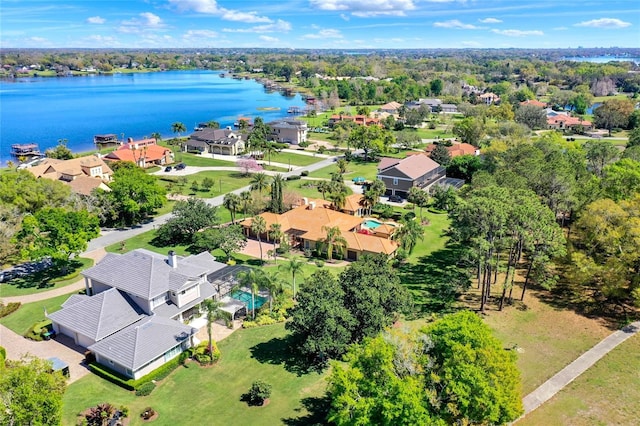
left=231, top=290, right=268, bottom=311
left=363, top=219, right=384, bottom=229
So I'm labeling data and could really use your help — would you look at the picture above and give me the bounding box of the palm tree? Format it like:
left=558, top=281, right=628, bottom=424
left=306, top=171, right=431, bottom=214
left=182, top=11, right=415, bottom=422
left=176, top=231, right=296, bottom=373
left=362, top=189, right=378, bottom=216
left=268, top=223, right=283, bottom=263
left=407, top=187, right=428, bottom=223
left=393, top=217, right=424, bottom=254
left=238, top=269, right=264, bottom=319
left=261, top=271, right=283, bottom=315
left=240, top=191, right=252, bottom=218
left=328, top=191, right=347, bottom=211
left=280, top=256, right=305, bottom=300
left=369, top=179, right=386, bottom=200
left=251, top=215, right=267, bottom=264
left=151, top=132, right=162, bottom=143
left=317, top=180, right=332, bottom=200
left=171, top=122, right=186, bottom=139
left=336, top=158, right=348, bottom=175
left=263, top=143, right=277, bottom=166
left=223, top=192, right=241, bottom=224
left=250, top=172, right=269, bottom=193
left=201, top=298, right=224, bottom=364
left=321, top=225, right=347, bottom=262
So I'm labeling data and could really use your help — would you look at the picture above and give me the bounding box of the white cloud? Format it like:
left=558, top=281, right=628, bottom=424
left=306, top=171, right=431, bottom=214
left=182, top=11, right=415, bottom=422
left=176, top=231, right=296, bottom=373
left=340, top=13, right=350, bottom=21
left=461, top=40, right=481, bottom=47
left=479, top=18, right=501, bottom=24
left=118, top=12, right=164, bottom=34
left=554, top=26, right=568, bottom=31
left=86, top=16, right=105, bottom=24
left=491, top=29, right=543, bottom=37
left=309, top=0, right=416, bottom=17
left=434, top=20, right=480, bottom=29
left=182, top=30, right=218, bottom=41
left=259, top=35, right=279, bottom=43
left=574, top=18, right=631, bottom=29
left=168, top=0, right=272, bottom=23
left=302, top=28, right=343, bottom=39
left=223, top=19, right=291, bottom=33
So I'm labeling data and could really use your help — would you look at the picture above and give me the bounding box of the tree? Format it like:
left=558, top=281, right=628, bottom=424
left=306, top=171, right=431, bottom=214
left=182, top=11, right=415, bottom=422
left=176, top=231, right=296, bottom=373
left=622, top=145, right=640, bottom=162
left=515, top=104, right=547, bottom=130
left=348, top=125, right=392, bottom=161
left=268, top=174, right=285, bottom=214
left=429, top=143, right=451, bottom=167
left=0, top=356, right=66, bottom=426
left=602, top=159, right=640, bottom=201
left=447, top=154, right=483, bottom=181
left=628, top=127, right=640, bottom=148
left=101, top=162, right=166, bottom=226
left=328, top=190, right=347, bottom=211
left=223, top=192, right=241, bottom=224
left=151, top=132, right=162, bottom=143
left=393, top=217, right=424, bottom=254
left=453, top=117, right=485, bottom=145
left=16, top=207, right=99, bottom=268
left=155, top=198, right=219, bottom=245
left=317, top=180, right=332, bottom=200
left=336, top=158, right=348, bottom=175
left=240, top=190, right=253, bottom=218
left=268, top=223, right=283, bottom=262
left=238, top=268, right=265, bottom=319
left=201, top=299, right=224, bottom=364
left=237, top=158, right=262, bottom=176
left=407, top=187, right=428, bottom=222
left=396, top=130, right=420, bottom=150
left=250, top=172, right=269, bottom=193
left=321, top=225, right=347, bottom=262
left=45, top=139, right=73, bottom=160
left=426, top=311, right=523, bottom=424
left=280, top=256, right=305, bottom=300
left=593, top=98, right=635, bottom=135
left=171, top=121, right=186, bottom=138
left=250, top=215, right=267, bottom=263
left=430, top=78, right=443, bottom=96
left=585, top=139, right=619, bottom=178
left=286, top=270, right=356, bottom=361
left=430, top=185, right=457, bottom=212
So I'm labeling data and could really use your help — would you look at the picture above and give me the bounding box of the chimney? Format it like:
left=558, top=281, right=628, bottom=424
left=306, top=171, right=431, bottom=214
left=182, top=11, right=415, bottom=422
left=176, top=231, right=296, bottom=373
left=309, top=201, right=316, bottom=210
left=302, top=197, right=308, bottom=205
left=168, top=250, right=177, bottom=268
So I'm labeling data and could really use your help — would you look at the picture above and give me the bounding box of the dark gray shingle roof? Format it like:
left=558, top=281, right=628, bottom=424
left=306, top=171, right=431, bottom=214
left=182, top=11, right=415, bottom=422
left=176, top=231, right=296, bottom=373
left=88, top=316, right=195, bottom=370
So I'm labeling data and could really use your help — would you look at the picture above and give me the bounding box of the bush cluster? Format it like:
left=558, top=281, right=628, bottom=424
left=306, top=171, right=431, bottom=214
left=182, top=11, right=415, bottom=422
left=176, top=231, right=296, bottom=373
left=88, top=355, right=182, bottom=391
left=0, top=302, right=20, bottom=318
left=192, top=341, right=221, bottom=365
left=135, top=382, right=156, bottom=397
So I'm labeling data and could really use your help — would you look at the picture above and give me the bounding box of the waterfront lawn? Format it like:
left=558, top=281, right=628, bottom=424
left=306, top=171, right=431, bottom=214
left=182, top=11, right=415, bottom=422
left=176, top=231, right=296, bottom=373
left=290, top=181, right=352, bottom=199
left=62, top=323, right=328, bottom=426
left=0, top=257, right=94, bottom=297
left=175, top=152, right=237, bottom=167
left=157, top=171, right=253, bottom=197
left=0, top=293, right=72, bottom=335
left=519, top=333, right=640, bottom=426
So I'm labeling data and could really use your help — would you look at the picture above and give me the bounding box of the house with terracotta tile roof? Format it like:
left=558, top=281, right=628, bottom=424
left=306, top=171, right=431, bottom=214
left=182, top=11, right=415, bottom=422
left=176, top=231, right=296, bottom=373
left=424, top=142, right=480, bottom=158
left=239, top=197, right=398, bottom=261
left=480, top=92, right=500, bottom=105
left=380, top=101, right=403, bottom=114
left=520, top=99, right=547, bottom=108
left=48, top=249, right=251, bottom=380
left=546, top=114, right=592, bottom=131
left=377, top=153, right=446, bottom=198
left=104, top=138, right=174, bottom=168
left=27, top=155, right=113, bottom=196
left=328, top=114, right=381, bottom=127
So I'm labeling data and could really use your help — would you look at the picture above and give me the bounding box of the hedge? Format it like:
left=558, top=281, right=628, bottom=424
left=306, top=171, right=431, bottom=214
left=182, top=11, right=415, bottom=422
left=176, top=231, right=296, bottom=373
left=0, top=302, right=21, bottom=318
left=135, top=382, right=156, bottom=397
left=88, top=355, right=182, bottom=391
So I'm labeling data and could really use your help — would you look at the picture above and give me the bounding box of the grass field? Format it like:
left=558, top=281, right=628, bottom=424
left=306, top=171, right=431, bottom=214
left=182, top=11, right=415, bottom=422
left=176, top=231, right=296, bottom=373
left=157, top=171, right=253, bottom=197
left=0, top=292, right=73, bottom=335
left=262, top=150, right=325, bottom=167
left=176, top=153, right=238, bottom=167
left=308, top=160, right=379, bottom=181
left=0, top=257, right=93, bottom=297
left=518, top=333, right=640, bottom=425
left=62, top=323, right=329, bottom=426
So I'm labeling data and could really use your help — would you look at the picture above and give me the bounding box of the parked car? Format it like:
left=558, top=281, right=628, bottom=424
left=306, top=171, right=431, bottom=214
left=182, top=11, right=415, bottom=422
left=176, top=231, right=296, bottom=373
left=388, top=194, right=403, bottom=203
left=164, top=166, right=172, bottom=172
left=175, top=163, right=186, bottom=170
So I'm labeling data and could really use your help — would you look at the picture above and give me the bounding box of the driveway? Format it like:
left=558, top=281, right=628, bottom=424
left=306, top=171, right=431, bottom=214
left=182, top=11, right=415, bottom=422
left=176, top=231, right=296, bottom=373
left=1, top=324, right=89, bottom=383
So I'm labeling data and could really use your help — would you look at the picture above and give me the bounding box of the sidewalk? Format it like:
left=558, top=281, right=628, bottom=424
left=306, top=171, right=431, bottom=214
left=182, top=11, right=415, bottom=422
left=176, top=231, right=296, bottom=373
left=517, top=320, right=640, bottom=420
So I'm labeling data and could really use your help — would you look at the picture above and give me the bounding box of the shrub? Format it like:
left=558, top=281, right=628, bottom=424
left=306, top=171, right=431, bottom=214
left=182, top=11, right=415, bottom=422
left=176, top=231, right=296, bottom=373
left=247, top=380, right=272, bottom=406
left=298, top=141, right=309, bottom=148
left=0, top=302, right=20, bottom=318
left=24, top=320, right=52, bottom=341
left=88, top=363, right=135, bottom=391
left=286, top=174, right=301, bottom=181
left=192, top=341, right=221, bottom=365
left=135, top=382, right=156, bottom=397
left=140, top=407, right=156, bottom=420
left=300, top=170, right=309, bottom=176
left=314, top=259, right=325, bottom=268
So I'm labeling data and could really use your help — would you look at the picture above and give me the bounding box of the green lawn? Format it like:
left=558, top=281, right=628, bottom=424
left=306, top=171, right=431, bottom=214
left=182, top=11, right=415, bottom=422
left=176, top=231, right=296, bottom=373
left=519, top=333, right=640, bottom=426
left=157, top=171, right=253, bottom=197
left=412, top=127, right=455, bottom=139
left=62, top=324, right=329, bottom=426
left=308, top=161, right=379, bottom=181
left=0, top=293, right=73, bottom=335
left=0, top=257, right=94, bottom=297
left=263, top=151, right=325, bottom=167
left=176, top=153, right=237, bottom=167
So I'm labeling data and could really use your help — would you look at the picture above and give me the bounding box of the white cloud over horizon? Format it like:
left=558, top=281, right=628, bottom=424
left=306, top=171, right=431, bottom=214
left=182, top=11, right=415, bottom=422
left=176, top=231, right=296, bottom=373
left=434, top=20, right=480, bottom=29
left=86, top=16, right=105, bottom=24
left=575, top=18, right=631, bottom=29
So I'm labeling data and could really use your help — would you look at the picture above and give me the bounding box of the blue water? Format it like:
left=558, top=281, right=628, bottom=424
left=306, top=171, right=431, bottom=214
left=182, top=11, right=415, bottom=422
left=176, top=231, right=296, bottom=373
left=0, top=70, right=305, bottom=165
left=562, top=56, right=640, bottom=64
left=231, top=290, right=267, bottom=310
left=363, top=219, right=383, bottom=229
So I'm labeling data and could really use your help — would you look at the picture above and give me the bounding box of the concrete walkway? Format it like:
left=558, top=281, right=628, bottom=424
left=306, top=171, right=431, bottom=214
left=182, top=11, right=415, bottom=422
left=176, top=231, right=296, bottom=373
left=518, top=320, right=640, bottom=420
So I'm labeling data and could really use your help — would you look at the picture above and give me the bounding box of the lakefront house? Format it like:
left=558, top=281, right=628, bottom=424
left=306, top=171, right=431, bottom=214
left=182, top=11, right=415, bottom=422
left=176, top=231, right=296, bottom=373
left=27, top=155, right=113, bottom=196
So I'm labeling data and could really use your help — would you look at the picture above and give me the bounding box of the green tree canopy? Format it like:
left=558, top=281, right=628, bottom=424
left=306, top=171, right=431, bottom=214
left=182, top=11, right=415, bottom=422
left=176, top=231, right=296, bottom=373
left=0, top=356, right=67, bottom=426
left=154, top=197, right=218, bottom=245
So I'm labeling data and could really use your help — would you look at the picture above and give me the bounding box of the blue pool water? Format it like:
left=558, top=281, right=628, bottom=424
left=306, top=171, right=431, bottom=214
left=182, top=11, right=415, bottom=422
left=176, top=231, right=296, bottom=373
left=363, top=219, right=383, bottom=229
left=231, top=290, right=267, bottom=311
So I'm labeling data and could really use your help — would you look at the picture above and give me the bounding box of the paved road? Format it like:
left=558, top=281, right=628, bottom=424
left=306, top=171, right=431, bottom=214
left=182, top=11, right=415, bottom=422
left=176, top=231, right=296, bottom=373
left=516, top=320, right=640, bottom=421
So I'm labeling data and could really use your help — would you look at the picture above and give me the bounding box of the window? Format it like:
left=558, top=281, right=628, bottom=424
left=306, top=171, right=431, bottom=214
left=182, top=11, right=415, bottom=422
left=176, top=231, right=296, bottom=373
left=393, top=178, right=398, bottom=185
left=164, top=344, right=182, bottom=362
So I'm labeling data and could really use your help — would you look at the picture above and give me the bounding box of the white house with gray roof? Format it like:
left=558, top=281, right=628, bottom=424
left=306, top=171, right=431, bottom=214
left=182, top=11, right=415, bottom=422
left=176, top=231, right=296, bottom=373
left=48, top=249, right=237, bottom=380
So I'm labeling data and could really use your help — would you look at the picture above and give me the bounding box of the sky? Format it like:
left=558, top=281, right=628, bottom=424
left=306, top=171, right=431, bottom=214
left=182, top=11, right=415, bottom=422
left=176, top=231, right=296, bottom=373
left=1, top=0, right=639, bottom=50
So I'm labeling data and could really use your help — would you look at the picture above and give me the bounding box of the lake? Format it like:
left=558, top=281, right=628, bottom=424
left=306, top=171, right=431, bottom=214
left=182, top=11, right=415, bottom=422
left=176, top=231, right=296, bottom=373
left=562, top=56, right=640, bottom=64
left=0, top=70, right=306, bottom=166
